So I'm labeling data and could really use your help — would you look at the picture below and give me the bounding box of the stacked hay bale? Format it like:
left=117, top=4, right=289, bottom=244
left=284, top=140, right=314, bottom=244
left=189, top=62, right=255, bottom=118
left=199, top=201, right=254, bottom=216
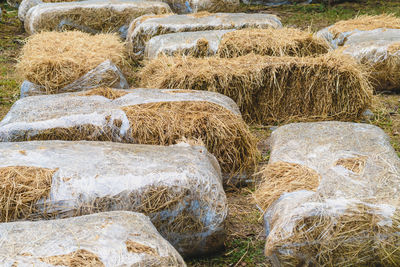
left=317, top=14, right=400, bottom=91
left=127, top=12, right=283, bottom=58
left=0, top=140, right=227, bottom=256
left=0, top=211, right=186, bottom=266
left=23, top=0, right=171, bottom=35
left=254, top=122, right=400, bottom=266
left=0, top=88, right=258, bottom=180
left=157, top=0, right=239, bottom=13
left=16, top=31, right=128, bottom=96
left=139, top=53, right=372, bottom=124
left=144, top=28, right=329, bottom=59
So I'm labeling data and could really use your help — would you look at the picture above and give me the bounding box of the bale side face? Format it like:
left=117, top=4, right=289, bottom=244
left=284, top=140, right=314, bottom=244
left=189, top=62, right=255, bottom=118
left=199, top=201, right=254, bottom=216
left=139, top=54, right=372, bottom=124
left=16, top=31, right=125, bottom=93
left=25, top=0, right=171, bottom=34
left=217, top=28, right=330, bottom=58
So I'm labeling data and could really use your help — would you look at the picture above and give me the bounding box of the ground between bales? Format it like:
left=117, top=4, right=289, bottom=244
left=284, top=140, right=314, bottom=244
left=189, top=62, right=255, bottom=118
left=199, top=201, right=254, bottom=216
left=2, top=1, right=400, bottom=266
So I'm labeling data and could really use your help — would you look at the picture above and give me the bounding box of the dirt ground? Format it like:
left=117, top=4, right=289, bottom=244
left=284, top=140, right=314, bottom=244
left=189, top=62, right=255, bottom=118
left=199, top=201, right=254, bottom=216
left=2, top=1, right=400, bottom=266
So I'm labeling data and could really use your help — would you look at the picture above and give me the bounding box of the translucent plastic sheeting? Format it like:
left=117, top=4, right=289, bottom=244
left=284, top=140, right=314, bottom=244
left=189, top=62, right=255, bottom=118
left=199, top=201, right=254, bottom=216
left=24, top=0, right=171, bottom=35
left=262, top=121, right=400, bottom=266
left=127, top=12, right=282, bottom=58
left=145, top=29, right=234, bottom=59
left=0, top=140, right=227, bottom=257
left=0, top=211, right=186, bottom=266
left=20, top=60, right=129, bottom=97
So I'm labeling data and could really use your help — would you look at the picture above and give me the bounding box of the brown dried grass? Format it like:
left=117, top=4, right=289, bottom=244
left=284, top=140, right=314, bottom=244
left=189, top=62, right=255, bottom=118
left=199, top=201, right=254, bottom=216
left=122, top=100, right=259, bottom=177
left=139, top=53, right=372, bottom=124
left=16, top=31, right=125, bottom=93
left=253, top=162, right=321, bottom=211
left=126, top=240, right=157, bottom=256
left=329, top=14, right=400, bottom=36
left=0, top=166, right=55, bottom=222
left=265, top=203, right=400, bottom=266
left=40, top=249, right=105, bottom=267
left=218, top=28, right=330, bottom=58
left=335, top=156, right=367, bottom=174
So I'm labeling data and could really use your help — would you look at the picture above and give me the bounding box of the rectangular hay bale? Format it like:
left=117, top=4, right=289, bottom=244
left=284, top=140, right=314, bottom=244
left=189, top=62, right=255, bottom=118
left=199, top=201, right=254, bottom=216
left=0, top=211, right=186, bottom=266
left=0, top=88, right=258, bottom=181
left=254, top=121, right=400, bottom=266
left=139, top=53, right=373, bottom=123
left=24, top=0, right=171, bottom=35
left=0, top=140, right=227, bottom=257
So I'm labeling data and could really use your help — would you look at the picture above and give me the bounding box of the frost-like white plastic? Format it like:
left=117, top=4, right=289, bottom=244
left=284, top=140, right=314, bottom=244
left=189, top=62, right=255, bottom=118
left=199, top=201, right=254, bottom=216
left=0, top=211, right=186, bottom=266
left=127, top=12, right=282, bottom=57
left=145, top=29, right=235, bottom=59
left=263, top=121, right=400, bottom=265
left=20, top=60, right=129, bottom=98
left=0, top=140, right=227, bottom=256
left=24, top=0, right=171, bottom=35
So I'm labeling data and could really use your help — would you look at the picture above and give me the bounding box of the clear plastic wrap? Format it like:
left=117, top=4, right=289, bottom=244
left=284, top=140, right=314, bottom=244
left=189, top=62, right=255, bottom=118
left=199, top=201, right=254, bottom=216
left=145, top=30, right=234, bottom=59
left=0, top=140, right=227, bottom=257
left=0, top=211, right=186, bottom=266
left=260, top=121, right=400, bottom=266
left=18, top=0, right=42, bottom=21
left=24, top=0, right=171, bottom=35
left=0, top=88, right=258, bottom=180
left=20, top=60, right=129, bottom=98
left=127, top=12, right=282, bottom=58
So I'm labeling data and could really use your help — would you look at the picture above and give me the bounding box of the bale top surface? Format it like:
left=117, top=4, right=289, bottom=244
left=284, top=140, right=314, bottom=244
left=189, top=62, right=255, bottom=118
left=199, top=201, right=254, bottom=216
left=16, top=31, right=125, bottom=93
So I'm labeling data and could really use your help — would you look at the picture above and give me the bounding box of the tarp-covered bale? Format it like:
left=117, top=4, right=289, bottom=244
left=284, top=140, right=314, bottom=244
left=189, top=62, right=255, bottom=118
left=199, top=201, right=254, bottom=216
left=0, top=88, right=258, bottom=180
left=16, top=31, right=128, bottom=94
left=217, top=28, right=330, bottom=57
left=0, top=211, right=186, bottom=266
left=317, top=14, right=400, bottom=49
left=145, top=30, right=234, bottom=59
left=253, top=121, right=400, bottom=266
left=157, top=0, right=239, bottom=14
left=145, top=28, right=329, bottom=59
left=139, top=53, right=372, bottom=124
left=127, top=12, right=282, bottom=58
left=20, top=60, right=129, bottom=97
left=0, top=140, right=227, bottom=256
left=317, top=15, right=400, bottom=91
left=24, top=0, right=171, bottom=35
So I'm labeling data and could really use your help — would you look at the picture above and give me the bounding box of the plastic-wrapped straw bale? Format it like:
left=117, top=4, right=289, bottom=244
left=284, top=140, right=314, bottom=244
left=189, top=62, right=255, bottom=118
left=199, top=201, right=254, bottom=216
left=20, top=60, right=129, bottom=97
left=127, top=12, right=282, bottom=58
left=317, top=15, right=400, bottom=90
left=145, top=30, right=235, bottom=59
left=0, top=211, right=186, bottom=266
left=24, top=0, right=171, bottom=35
left=0, top=140, right=227, bottom=256
left=253, top=121, right=400, bottom=266
left=0, top=88, right=258, bottom=181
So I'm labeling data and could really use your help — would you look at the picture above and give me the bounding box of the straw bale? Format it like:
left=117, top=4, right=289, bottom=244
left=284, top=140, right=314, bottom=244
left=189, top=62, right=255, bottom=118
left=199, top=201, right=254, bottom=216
left=0, top=211, right=186, bottom=266
left=336, top=29, right=400, bottom=91
left=17, top=31, right=126, bottom=94
left=145, top=30, right=234, bottom=59
left=0, top=141, right=227, bottom=256
left=0, top=88, right=256, bottom=180
left=256, top=121, right=400, bottom=266
left=127, top=12, right=282, bottom=58
left=139, top=53, right=372, bottom=123
left=218, top=28, right=330, bottom=58
left=24, top=0, right=171, bottom=35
